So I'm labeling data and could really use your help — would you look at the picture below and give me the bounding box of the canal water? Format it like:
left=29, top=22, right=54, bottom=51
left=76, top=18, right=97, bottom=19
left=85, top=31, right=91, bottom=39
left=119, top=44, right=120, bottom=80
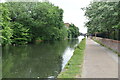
left=2, top=36, right=84, bottom=78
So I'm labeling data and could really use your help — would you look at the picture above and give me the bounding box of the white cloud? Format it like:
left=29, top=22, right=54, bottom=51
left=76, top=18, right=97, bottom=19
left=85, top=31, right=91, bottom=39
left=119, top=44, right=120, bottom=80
left=49, top=0, right=92, bottom=33
left=0, top=0, right=6, bottom=3
left=1, top=0, right=92, bottom=33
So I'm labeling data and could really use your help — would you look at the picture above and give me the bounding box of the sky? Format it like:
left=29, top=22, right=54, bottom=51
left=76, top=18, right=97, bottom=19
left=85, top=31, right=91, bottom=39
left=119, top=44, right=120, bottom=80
left=48, top=0, right=92, bottom=33
left=0, top=0, right=93, bottom=33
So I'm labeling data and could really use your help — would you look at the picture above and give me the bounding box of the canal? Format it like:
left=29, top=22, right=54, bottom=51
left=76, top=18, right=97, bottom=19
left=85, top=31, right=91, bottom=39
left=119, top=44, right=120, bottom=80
left=2, top=36, right=84, bottom=78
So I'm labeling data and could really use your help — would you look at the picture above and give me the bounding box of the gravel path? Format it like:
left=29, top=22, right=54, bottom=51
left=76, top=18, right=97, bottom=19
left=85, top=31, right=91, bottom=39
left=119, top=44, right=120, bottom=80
left=82, top=38, right=118, bottom=78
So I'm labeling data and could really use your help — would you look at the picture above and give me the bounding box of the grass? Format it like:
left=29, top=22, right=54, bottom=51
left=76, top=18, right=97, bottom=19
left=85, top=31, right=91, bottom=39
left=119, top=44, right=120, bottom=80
left=57, top=38, right=86, bottom=78
left=92, top=38, right=120, bottom=57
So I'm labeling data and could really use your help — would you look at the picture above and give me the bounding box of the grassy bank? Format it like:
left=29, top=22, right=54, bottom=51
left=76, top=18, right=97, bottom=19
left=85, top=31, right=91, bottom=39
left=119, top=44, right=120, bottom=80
left=92, top=38, right=120, bottom=56
left=57, top=38, right=86, bottom=78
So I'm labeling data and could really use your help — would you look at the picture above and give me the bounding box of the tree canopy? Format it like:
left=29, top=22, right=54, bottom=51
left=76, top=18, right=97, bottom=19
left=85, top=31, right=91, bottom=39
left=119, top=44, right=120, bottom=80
left=67, top=24, right=80, bottom=38
left=0, top=3, right=13, bottom=45
left=84, top=2, right=120, bottom=40
left=0, top=2, right=80, bottom=45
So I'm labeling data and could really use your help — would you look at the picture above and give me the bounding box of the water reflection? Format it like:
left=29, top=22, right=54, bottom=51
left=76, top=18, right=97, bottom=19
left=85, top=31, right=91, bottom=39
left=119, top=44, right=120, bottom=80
left=62, top=36, right=84, bottom=69
left=2, top=36, right=84, bottom=78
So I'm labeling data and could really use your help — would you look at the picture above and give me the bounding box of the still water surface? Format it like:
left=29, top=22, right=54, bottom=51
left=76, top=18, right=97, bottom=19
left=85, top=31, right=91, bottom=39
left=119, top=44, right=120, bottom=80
left=2, top=36, right=84, bottom=78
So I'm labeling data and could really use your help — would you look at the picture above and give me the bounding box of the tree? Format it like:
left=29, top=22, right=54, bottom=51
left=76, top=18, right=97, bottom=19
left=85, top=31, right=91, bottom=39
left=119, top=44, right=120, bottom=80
left=0, top=3, right=13, bottom=45
left=11, top=22, right=30, bottom=45
left=84, top=2, right=119, bottom=40
left=68, top=24, right=80, bottom=38
left=7, top=2, right=67, bottom=42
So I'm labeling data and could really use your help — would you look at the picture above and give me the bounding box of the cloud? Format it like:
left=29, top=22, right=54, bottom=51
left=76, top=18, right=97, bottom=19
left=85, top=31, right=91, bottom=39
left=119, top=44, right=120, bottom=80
left=1, top=0, right=91, bottom=33
left=49, top=0, right=92, bottom=33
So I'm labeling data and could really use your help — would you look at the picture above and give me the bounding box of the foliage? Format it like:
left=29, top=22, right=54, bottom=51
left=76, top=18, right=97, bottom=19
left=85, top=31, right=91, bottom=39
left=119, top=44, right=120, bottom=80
left=68, top=24, right=80, bottom=38
left=1, top=2, right=80, bottom=45
left=7, top=2, right=66, bottom=41
left=11, top=22, right=30, bottom=45
left=0, top=3, right=13, bottom=45
left=84, top=2, right=120, bottom=40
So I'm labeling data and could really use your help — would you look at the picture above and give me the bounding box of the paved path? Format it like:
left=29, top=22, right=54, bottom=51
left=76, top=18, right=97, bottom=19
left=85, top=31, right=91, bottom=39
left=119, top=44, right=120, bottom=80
left=82, top=38, right=118, bottom=78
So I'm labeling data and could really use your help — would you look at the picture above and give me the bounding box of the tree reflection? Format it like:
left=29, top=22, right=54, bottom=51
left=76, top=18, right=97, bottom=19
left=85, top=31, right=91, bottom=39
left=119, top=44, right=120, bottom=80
left=2, top=39, right=79, bottom=78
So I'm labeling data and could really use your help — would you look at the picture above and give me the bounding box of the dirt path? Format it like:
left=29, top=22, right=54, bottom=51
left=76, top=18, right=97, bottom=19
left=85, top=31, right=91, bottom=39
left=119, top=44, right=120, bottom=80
left=82, top=38, right=118, bottom=78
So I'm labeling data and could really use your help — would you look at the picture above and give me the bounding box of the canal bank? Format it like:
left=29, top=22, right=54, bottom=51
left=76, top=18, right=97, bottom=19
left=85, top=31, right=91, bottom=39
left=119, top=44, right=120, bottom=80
left=57, top=38, right=86, bottom=78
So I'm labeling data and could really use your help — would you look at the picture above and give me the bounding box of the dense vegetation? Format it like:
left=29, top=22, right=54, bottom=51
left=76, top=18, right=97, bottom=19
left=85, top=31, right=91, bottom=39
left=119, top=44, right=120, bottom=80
left=84, top=2, right=120, bottom=40
left=0, top=3, right=13, bottom=45
left=58, top=38, right=86, bottom=78
left=0, top=2, right=80, bottom=45
left=67, top=24, right=80, bottom=39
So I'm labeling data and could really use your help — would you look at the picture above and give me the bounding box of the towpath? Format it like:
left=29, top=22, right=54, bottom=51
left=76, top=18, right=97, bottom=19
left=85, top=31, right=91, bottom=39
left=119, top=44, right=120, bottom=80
left=82, top=38, right=118, bottom=78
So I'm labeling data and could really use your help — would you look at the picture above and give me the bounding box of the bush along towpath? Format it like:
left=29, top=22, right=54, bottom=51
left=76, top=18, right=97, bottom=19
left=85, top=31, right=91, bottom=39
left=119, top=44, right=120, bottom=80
left=57, top=38, right=86, bottom=78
